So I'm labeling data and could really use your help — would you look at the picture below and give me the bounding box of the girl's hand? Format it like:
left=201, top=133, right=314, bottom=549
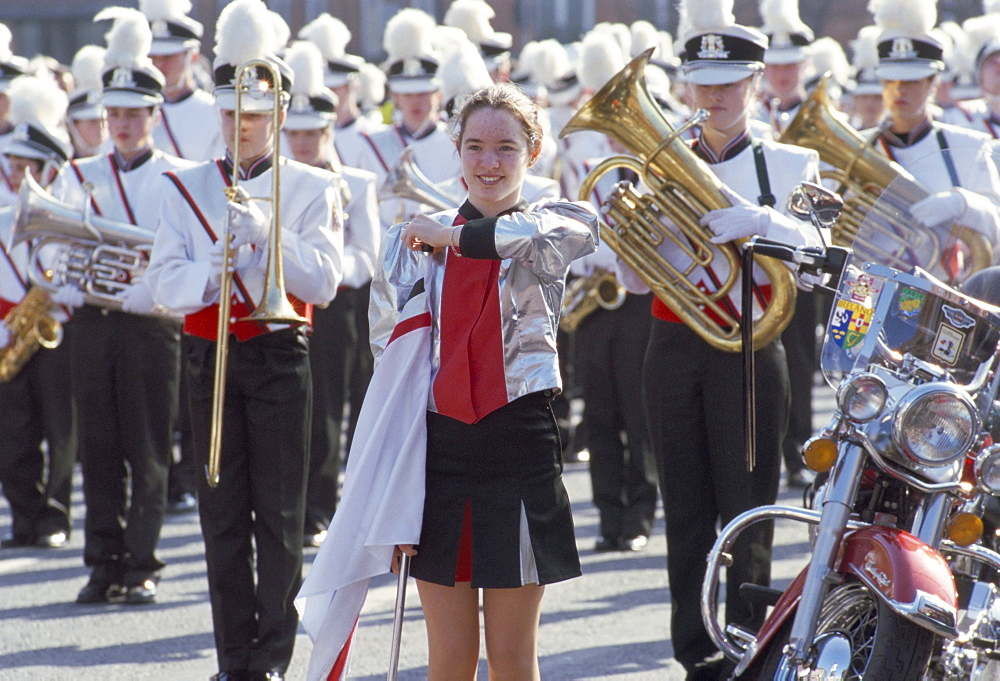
left=391, top=544, right=417, bottom=574
left=401, top=215, right=459, bottom=253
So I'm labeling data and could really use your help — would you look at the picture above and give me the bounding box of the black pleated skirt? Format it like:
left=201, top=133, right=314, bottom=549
left=409, top=390, right=582, bottom=588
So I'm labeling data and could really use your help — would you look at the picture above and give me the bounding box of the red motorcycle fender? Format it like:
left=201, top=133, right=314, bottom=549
left=744, top=569, right=807, bottom=660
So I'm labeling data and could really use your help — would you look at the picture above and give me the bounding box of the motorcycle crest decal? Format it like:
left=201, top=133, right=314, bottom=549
left=896, top=287, right=925, bottom=318
left=941, top=304, right=975, bottom=329
left=830, top=300, right=872, bottom=349
left=848, top=274, right=880, bottom=305
left=933, top=324, right=965, bottom=365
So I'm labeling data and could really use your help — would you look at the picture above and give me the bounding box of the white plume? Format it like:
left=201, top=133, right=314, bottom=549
left=357, top=61, right=386, bottom=109
left=851, top=24, right=881, bottom=71
left=760, top=0, right=811, bottom=38
left=0, top=23, right=12, bottom=62
left=937, top=22, right=973, bottom=72
left=383, top=8, right=437, bottom=62
left=578, top=29, right=626, bottom=92
left=71, top=45, right=107, bottom=92
left=682, top=0, right=735, bottom=36
left=986, top=0, right=1000, bottom=13
left=806, top=37, right=851, bottom=85
left=593, top=22, right=632, bottom=62
left=7, top=74, right=69, bottom=134
left=963, top=14, right=1000, bottom=58
left=214, top=0, right=278, bottom=66
left=270, top=10, right=290, bottom=48
left=630, top=20, right=660, bottom=58
left=530, top=39, right=572, bottom=85
left=868, top=0, right=936, bottom=35
left=138, top=0, right=193, bottom=21
left=433, top=25, right=470, bottom=58
left=285, top=40, right=326, bottom=96
left=438, top=36, right=492, bottom=106
left=298, top=13, right=351, bottom=60
left=94, top=7, right=154, bottom=70
left=444, top=0, right=496, bottom=44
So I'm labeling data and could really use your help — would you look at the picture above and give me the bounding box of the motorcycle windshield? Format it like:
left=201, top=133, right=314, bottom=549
left=820, top=146, right=1000, bottom=388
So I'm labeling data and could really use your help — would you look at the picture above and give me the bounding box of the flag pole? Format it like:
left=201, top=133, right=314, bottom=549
left=387, top=552, right=411, bottom=681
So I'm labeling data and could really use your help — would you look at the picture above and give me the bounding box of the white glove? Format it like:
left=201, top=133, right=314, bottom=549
left=910, top=190, right=965, bottom=228
left=121, top=281, right=155, bottom=315
left=0, top=319, right=9, bottom=349
left=50, top=285, right=86, bottom=309
left=702, top=184, right=771, bottom=244
left=227, top=187, right=268, bottom=248
left=208, top=241, right=256, bottom=279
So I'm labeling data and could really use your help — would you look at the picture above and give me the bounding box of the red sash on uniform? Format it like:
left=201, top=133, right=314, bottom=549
left=432, top=215, right=508, bottom=424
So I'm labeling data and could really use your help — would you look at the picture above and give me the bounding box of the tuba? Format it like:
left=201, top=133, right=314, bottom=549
left=378, top=146, right=463, bottom=216
left=0, top=286, right=63, bottom=382
left=559, top=268, right=627, bottom=333
left=559, top=49, right=796, bottom=353
left=206, top=58, right=307, bottom=488
left=11, top=172, right=175, bottom=316
left=779, top=75, right=993, bottom=283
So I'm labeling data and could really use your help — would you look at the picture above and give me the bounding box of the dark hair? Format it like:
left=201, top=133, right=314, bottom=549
left=449, top=82, right=543, bottom=153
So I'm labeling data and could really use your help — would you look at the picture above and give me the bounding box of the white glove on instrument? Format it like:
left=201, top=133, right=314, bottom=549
left=121, top=280, right=155, bottom=315
left=910, top=190, right=965, bottom=229
left=227, top=187, right=268, bottom=248
left=208, top=241, right=257, bottom=280
left=703, top=184, right=770, bottom=244
left=0, top=319, right=10, bottom=349
left=50, top=285, right=85, bottom=309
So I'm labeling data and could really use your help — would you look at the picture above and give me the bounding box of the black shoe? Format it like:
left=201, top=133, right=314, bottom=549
left=76, top=578, right=126, bottom=604
left=166, top=492, right=197, bottom=514
left=210, top=672, right=253, bottom=681
left=622, top=535, right=648, bottom=552
left=594, top=535, right=622, bottom=552
left=0, top=534, right=34, bottom=548
left=35, top=531, right=68, bottom=548
left=125, top=574, right=159, bottom=605
left=303, top=529, right=328, bottom=548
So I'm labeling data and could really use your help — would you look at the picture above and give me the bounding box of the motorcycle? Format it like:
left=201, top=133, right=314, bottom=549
left=701, top=151, right=1000, bottom=680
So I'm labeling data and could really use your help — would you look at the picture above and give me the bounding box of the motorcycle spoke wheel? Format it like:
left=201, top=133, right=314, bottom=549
left=816, top=583, right=879, bottom=676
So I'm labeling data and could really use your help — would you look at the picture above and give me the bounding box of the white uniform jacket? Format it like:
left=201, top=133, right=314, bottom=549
left=146, top=156, right=344, bottom=338
left=154, top=90, right=226, bottom=162
left=339, top=165, right=380, bottom=289
left=370, top=199, right=599, bottom=416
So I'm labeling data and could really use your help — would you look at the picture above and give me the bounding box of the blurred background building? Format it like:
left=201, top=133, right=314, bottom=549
left=1, top=0, right=986, bottom=70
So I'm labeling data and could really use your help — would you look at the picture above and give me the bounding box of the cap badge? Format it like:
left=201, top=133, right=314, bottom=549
left=11, top=122, right=29, bottom=142
left=243, top=69, right=271, bottom=100
left=889, top=37, right=917, bottom=60
left=151, top=19, right=170, bottom=39
left=402, top=58, right=423, bottom=76
left=86, top=90, right=101, bottom=105
left=291, top=93, right=310, bottom=113
left=698, top=35, right=730, bottom=60
left=110, top=67, right=137, bottom=89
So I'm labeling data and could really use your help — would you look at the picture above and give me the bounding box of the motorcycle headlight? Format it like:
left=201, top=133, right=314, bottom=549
left=837, top=372, right=888, bottom=423
left=892, top=384, right=979, bottom=467
left=975, top=444, right=1000, bottom=494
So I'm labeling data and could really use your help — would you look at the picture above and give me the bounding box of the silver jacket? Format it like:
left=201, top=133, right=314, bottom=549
left=370, top=199, right=599, bottom=414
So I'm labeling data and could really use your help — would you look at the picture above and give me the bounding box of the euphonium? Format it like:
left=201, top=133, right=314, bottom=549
left=207, top=58, right=307, bottom=488
left=379, top=146, right=462, bottom=219
left=779, top=75, right=992, bottom=282
left=11, top=172, right=161, bottom=312
left=0, top=287, right=63, bottom=382
left=559, top=268, right=627, bottom=333
left=559, top=49, right=796, bottom=353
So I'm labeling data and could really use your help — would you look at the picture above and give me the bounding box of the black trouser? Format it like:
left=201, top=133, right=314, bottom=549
left=780, top=291, right=820, bottom=475
left=643, top=320, right=787, bottom=667
left=186, top=328, right=310, bottom=675
left=0, top=325, right=76, bottom=540
left=305, top=285, right=372, bottom=532
left=168, top=336, right=198, bottom=499
left=575, top=294, right=658, bottom=540
left=72, top=306, right=179, bottom=580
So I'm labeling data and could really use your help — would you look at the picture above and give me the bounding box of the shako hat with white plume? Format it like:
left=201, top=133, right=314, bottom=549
left=138, top=0, right=203, bottom=56
left=283, top=40, right=337, bottom=131
left=437, top=36, right=493, bottom=116
left=0, top=23, right=29, bottom=94
left=443, top=0, right=513, bottom=75
left=95, top=7, right=166, bottom=108
left=870, top=0, right=945, bottom=81
left=298, top=13, right=363, bottom=90
left=850, top=25, right=882, bottom=96
left=679, top=0, right=768, bottom=86
left=760, top=0, right=814, bottom=65
left=212, top=0, right=293, bottom=113
left=382, top=8, right=440, bottom=94
left=67, top=45, right=107, bottom=121
left=3, top=74, right=72, bottom=170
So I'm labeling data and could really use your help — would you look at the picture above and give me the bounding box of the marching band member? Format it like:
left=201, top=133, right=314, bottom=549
left=868, top=0, right=1000, bottom=251
left=0, top=75, right=75, bottom=551
left=0, top=23, right=30, bottom=202
left=942, top=6, right=1000, bottom=138
left=758, top=0, right=814, bottom=134
left=282, top=39, right=380, bottom=549
left=616, top=0, right=824, bottom=675
left=141, top=0, right=224, bottom=162
left=65, top=45, right=110, bottom=159
left=354, top=8, right=460, bottom=230
left=297, top=13, right=380, bottom=170
left=145, top=0, right=343, bottom=677
left=378, top=81, right=596, bottom=680
left=847, top=25, right=885, bottom=130
left=443, top=0, right=514, bottom=83
left=48, top=6, right=192, bottom=606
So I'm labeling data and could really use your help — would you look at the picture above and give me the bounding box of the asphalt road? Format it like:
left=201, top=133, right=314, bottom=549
left=0, top=384, right=835, bottom=680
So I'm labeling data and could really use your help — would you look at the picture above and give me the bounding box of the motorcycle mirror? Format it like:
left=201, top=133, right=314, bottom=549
left=787, top=182, right=844, bottom=230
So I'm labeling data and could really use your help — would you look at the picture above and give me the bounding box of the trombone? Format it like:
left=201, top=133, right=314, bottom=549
left=207, top=58, right=308, bottom=488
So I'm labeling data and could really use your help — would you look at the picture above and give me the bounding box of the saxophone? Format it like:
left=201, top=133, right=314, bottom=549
left=0, top=287, right=63, bottom=382
left=559, top=268, right=627, bottom=333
